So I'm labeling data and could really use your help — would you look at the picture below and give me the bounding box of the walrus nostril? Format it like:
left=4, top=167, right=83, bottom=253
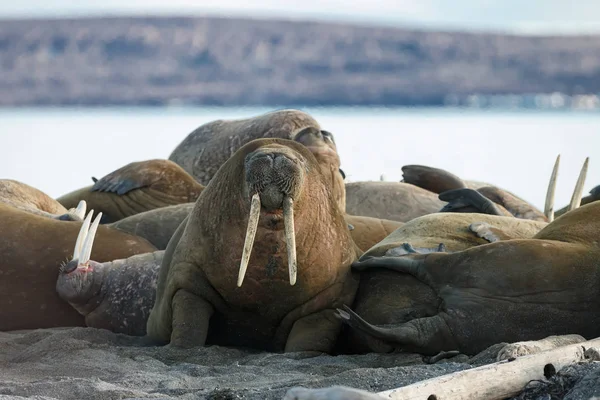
left=63, top=260, right=79, bottom=273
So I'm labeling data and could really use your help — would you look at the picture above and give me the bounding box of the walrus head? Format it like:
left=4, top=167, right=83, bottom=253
left=56, top=210, right=107, bottom=315
left=294, top=127, right=346, bottom=212
left=238, top=144, right=308, bottom=287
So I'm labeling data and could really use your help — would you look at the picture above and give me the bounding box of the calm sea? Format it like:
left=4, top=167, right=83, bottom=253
left=1, top=106, right=598, bottom=211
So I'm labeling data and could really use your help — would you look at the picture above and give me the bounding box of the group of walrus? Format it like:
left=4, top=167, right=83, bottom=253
left=2, top=109, right=600, bottom=398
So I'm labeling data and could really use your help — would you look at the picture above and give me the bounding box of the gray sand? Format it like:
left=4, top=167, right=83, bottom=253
left=0, top=327, right=472, bottom=400
left=1, top=328, right=597, bottom=400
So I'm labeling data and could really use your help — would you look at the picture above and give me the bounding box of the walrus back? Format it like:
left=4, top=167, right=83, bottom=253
left=168, top=110, right=321, bottom=184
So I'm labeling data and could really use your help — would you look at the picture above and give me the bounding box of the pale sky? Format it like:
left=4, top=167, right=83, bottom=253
left=1, top=0, right=600, bottom=35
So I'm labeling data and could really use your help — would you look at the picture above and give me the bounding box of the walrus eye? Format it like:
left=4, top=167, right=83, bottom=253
left=339, top=169, right=346, bottom=179
left=321, top=130, right=335, bottom=144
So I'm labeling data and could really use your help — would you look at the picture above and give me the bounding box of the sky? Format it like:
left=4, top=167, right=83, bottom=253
left=1, top=0, right=600, bottom=35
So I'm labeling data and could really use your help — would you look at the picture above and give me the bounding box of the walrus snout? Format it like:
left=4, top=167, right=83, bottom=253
left=56, top=210, right=105, bottom=309
left=239, top=147, right=305, bottom=289
left=244, top=150, right=305, bottom=210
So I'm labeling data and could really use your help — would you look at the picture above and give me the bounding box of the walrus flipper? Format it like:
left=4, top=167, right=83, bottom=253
left=439, top=188, right=504, bottom=216
left=385, top=242, right=448, bottom=256
left=91, top=161, right=163, bottom=195
left=469, top=222, right=514, bottom=243
left=336, top=305, right=457, bottom=355
left=170, top=289, right=214, bottom=348
left=354, top=253, right=426, bottom=275
left=401, top=165, right=466, bottom=194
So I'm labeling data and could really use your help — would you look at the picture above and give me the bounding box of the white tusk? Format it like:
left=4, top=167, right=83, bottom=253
left=568, top=157, right=589, bottom=212
left=72, top=210, right=94, bottom=261
left=74, top=200, right=87, bottom=220
left=544, top=154, right=560, bottom=222
left=237, top=193, right=261, bottom=287
left=80, top=212, right=102, bottom=264
left=283, top=196, right=297, bottom=286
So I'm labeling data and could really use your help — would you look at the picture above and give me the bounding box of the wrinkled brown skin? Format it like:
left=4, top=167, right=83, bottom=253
left=345, top=181, right=445, bottom=222
left=169, top=109, right=322, bottom=185
left=0, top=179, right=74, bottom=219
left=147, top=139, right=360, bottom=353
left=477, top=186, right=547, bottom=221
left=0, top=203, right=157, bottom=331
left=344, top=201, right=600, bottom=356
left=555, top=184, right=600, bottom=218
left=401, top=165, right=467, bottom=194
left=56, top=159, right=204, bottom=223
left=341, top=212, right=547, bottom=353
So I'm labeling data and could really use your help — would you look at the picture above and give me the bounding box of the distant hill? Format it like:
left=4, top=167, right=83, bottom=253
left=1, top=16, right=600, bottom=107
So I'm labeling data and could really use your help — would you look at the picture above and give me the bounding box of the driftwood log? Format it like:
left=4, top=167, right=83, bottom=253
left=283, top=337, right=600, bottom=400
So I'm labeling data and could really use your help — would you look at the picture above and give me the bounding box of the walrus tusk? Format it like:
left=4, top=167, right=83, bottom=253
left=568, top=157, right=589, bottom=212
left=237, top=193, right=261, bottom=287
left=72, top=210, right=94, bottom=261
left=80, top=212, right=103, bottom=264
left=283, top=196, right=297, bottom=286
left=544, top=154, right=560, bottom=222
left=74, top=200, right=87, bottom=220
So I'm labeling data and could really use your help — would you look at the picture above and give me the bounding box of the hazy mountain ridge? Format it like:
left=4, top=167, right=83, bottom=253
left=1, top=16, right=600, bottom=107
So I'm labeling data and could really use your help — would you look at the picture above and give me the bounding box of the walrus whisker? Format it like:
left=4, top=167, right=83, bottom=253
left=80, top=212, right=103, bottom=264
left=74, top=200, right=87, bottom=220
left=568, top=157, right=589, bottom=212
left=237, top=193, right=261, bottom=287
left=544, top=154, right=560, bottom=222
left=72, top=210, right=94, bottom=261
left=283, top=196, right=297, bottom=286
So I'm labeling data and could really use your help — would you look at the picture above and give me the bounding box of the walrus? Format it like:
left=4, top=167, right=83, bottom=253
left=56, top=212, right=164, bottom=336
left=147, top=138, right=361, bottom=352
left=168, top=109, right=328, bottom=185
left=402, top=163, right=552, bottom=221
left=56, top=159, right=204, bottom=223
left=345, top=181, right=445, bottom=223
left=338, top=197, right=600, bottom=356
left=0, top=203, right=156, bottom=332
left=56, top=216, right=399, bottom=337
left=0, top=179, right=86, bottom=221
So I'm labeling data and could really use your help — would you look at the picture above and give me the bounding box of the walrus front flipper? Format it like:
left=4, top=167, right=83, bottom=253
left=336, top=305, right=458, bottom=355
left=401, top=165, right=466, bottom=194
left=469, top=222, right=514, bottom=243
left=439, top=188, right=505, bottom=216
left=170, top=289, right=214, bottom=348
left=353, top=254, right=426, bottom=277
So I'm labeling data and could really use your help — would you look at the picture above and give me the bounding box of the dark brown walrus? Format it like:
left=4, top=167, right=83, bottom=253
left=338, top=199, right=600, bottom=356
left=0, top=203, right=156, bottom=331
left=169, top=109, right=326, bottom=185
left=56, top=159, right=204, bottom=223
left=146, top=138, right=361, bottom=352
